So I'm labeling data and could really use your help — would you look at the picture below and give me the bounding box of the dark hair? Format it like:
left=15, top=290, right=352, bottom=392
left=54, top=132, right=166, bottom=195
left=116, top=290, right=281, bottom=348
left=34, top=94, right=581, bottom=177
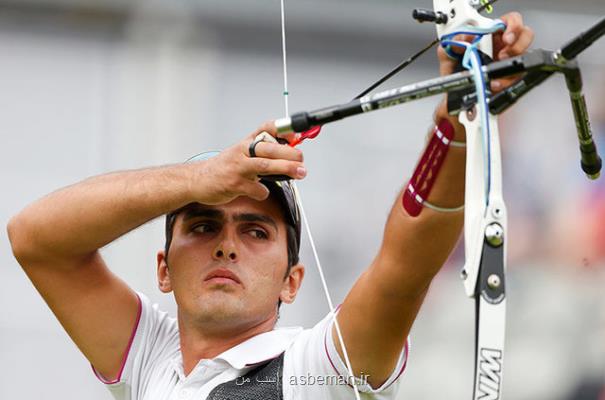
left=164, top=195, right=300, bottom=308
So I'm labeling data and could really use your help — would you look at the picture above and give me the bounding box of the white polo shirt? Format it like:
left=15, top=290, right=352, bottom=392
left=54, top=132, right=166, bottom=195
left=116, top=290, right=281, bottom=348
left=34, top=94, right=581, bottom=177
left=93, top=292, right=409, bottom=400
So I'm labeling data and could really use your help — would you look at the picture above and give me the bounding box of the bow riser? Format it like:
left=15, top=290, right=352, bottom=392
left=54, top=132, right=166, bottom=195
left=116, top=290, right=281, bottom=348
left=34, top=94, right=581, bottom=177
left=459, top=112, right=507, bottom=299
left=434, top=1, right=508, bottom=399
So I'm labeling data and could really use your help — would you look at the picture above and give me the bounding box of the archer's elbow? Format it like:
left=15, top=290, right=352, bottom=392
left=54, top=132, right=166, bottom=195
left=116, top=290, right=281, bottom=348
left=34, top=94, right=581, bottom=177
left=7, top=211, right=41, bottom=267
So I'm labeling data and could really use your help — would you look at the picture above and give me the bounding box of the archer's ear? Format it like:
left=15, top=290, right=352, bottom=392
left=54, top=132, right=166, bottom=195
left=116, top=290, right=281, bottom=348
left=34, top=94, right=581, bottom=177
left=157, top=250, right=173, bottom=293
left=280, top=264, right=305, bottom=304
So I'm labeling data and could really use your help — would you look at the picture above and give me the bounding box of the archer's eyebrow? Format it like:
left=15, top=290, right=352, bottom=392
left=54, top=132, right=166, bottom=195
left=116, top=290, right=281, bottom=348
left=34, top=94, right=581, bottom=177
left=181, top=207, right=224, bottom=223
left=234, top=214, right=278, bottom=232
left=180, top=207, right=278, bottom=232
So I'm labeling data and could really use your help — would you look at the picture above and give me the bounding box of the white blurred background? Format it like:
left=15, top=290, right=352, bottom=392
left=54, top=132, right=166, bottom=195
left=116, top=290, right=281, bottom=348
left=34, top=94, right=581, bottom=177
left=1, top=0, right=604, bottom=399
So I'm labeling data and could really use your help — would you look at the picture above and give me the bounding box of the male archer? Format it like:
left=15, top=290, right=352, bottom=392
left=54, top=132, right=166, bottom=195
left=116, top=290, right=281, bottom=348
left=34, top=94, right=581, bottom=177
left=7, top=12, right=532, bottom=400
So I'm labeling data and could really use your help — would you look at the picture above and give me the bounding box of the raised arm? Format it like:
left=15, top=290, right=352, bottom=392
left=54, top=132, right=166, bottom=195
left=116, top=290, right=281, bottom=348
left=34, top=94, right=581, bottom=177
left=333, top=12, right=534, bottom=388
left=7, top=125, right=305, bottom=381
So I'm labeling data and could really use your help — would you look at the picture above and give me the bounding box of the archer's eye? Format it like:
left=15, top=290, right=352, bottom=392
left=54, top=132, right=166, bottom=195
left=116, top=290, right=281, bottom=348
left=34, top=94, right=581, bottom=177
left=192, top=223, right=217, bottom=234
left=247, top=228, right=269, bottom=240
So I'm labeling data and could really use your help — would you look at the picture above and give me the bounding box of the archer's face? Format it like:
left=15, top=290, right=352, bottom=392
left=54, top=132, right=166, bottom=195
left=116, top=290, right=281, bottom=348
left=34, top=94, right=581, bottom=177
left=158, top=196, right=299, bottom=333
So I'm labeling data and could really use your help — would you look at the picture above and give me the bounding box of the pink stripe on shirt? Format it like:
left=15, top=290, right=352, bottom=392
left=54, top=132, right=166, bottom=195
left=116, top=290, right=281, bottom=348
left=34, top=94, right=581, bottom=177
left=91, top=293, right=143, bottom=385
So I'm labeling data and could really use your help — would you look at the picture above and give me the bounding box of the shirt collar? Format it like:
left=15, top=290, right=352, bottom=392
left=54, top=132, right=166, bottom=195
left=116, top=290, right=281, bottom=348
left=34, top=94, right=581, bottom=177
left=216, top=326, right=303, bottom=369
left=171, top=326, right=304, bottom=378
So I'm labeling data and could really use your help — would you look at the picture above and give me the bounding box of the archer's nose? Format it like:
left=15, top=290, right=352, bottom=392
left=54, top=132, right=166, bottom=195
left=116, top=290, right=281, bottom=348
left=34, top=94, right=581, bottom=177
left=214, top=247, right=237, bottom=261
left=212, top=234, right=238, bottom=262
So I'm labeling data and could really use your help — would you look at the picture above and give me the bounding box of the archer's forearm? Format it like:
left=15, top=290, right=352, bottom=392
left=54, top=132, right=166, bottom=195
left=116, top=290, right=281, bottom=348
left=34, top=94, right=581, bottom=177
left=7, top=164, right=193, bottom=264
left=376, top=100, right=466, bottom=297
left=333, top=105, right=466, bottom=381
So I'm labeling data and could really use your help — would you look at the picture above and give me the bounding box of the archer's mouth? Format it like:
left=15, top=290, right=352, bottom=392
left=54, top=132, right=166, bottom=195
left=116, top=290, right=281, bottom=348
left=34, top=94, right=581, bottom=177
left=204, top=268, right=242, bottom=286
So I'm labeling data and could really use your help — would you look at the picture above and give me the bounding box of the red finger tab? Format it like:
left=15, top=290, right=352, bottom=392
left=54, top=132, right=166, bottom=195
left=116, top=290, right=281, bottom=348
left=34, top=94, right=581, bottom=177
left=402, top=119, right=454, bottom=217
left=289, top=126, right=322, bottom=147
left=303, top=125, right=322, bottom=139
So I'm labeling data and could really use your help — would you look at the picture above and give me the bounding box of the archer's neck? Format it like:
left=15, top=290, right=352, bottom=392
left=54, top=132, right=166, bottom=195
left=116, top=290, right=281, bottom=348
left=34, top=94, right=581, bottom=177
left=177, top=312, right=278, bottom=376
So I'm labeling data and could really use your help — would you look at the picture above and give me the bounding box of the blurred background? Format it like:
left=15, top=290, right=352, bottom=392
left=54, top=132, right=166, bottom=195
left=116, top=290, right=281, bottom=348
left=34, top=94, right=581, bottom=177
left=1, top=0, right=604, bottom=399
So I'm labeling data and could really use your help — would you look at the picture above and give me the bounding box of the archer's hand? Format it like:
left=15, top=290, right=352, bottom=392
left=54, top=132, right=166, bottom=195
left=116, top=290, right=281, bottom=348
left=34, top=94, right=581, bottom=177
left=185, top=121, right=306, bottom=205
left=437, top=11, right=534, bottom=92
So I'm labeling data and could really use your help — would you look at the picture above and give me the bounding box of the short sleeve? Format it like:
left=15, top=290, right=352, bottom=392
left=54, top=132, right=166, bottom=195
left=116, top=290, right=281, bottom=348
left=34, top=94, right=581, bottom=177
left=283, top=311, right=409, bottom=400
left=91, top=292, right=180, bottom=400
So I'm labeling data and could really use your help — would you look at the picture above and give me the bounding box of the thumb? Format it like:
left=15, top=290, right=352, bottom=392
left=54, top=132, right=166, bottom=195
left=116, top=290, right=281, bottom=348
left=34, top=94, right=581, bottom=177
left=242, top=181, right=270, bottom=202
left=437, top=46, right=458, bottom=76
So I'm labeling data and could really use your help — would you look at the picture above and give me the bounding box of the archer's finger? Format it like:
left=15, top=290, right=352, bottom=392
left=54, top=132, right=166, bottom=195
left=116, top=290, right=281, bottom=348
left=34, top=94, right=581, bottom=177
left=499, top=12, right=524, bottom=46
left=490, top=76, right=520, bottom=93
left=248, top=157, right=307, bottom=180
left=241, top=181, right=271, bottom=202
left=255, top=119, right=301, bottom=144
left=499, top=26, right=534, bottom=59
left=248, top=120, right=278, bottom=139
left=251, top=141, right=303, bottom=162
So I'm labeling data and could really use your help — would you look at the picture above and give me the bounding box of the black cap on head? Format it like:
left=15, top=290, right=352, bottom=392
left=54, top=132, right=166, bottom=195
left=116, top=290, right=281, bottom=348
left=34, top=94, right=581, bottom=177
left=261, top=179, right=301, bottom=253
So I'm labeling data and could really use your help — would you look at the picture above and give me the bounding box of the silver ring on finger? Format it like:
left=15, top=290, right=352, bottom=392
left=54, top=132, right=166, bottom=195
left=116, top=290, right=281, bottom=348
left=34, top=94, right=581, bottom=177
left=248, top=132, right=277, bottom=158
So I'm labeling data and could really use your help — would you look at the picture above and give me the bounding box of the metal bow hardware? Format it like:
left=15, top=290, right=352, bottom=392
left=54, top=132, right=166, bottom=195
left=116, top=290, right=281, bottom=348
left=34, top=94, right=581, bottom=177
left=271, top=1, right=604, bottom=398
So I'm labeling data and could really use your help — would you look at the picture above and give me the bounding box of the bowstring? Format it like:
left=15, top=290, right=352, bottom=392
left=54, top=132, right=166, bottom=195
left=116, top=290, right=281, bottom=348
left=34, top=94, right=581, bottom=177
left=280, top=0, right=289, bottom=116
left=279, top=1, right=362, bottom=399
left=277, top=0, right=503, bottom=395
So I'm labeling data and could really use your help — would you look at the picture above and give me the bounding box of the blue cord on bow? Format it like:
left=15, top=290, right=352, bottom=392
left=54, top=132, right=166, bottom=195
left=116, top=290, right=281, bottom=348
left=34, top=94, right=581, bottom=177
left=440, top=21, right=506, bottom=207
